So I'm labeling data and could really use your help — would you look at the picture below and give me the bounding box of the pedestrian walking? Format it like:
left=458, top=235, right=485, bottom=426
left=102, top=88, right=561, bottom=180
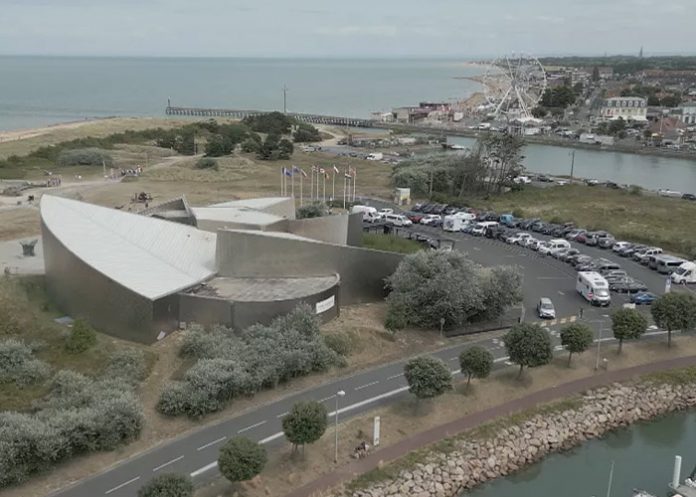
left=578, top=307, right=584, bottom=319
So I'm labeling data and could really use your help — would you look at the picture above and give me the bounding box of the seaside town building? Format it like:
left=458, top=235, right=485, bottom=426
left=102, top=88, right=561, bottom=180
left=599, top=96, right=648, bottom=121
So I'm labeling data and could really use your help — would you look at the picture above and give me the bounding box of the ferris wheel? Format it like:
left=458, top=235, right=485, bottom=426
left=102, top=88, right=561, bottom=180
left=482, top=53, right=547, bottom=119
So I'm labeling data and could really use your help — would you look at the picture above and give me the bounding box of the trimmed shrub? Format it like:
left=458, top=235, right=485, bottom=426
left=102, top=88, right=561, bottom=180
left=218, top=437, right=267, bottom=483
left=138, top=473, right=193, bottom=497
left=158, top=306, right=341, bottom=417
left=57, top=148, right=113, bottom=167
left=65, top=319, right=97, bottom=353
left=196, top=157, right=218, bottom=170
left=0, top=339, right=50, bottom=386
left=323, top=333, right=353, bottom=356
left=103, top=348, right=147, bottom=384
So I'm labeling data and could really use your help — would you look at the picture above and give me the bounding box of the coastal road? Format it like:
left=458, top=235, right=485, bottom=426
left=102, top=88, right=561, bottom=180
left=48, top=219, right=669, bottom=497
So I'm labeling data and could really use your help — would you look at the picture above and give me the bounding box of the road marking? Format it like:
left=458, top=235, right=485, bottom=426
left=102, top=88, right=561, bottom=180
left=537, top=276, right=567, bottom=280
left=558, top=291, right=566, bottom=296
left=570, top=316, right=577, bottom=322
left=493, top=356, right=510, bottom=363
left=449, top=356, right=459, bottom=361
left=276, top=411, right=289, bottom=419
left=197, top=436, right=226, bottom=451
left=237, top=420, right=267, bottom=434
left=386, top=373, right=404, bottom=380
left=319, top=395, right=336, bottom=403
left=560, top=318, right=567, bottom=324
left=152, top=455, right=184, bottom=472
left=354, top=380, right=380, bottom=391
left=105, top=476, right=140, bottom=495
left=554, top=345, right=565, bottom=351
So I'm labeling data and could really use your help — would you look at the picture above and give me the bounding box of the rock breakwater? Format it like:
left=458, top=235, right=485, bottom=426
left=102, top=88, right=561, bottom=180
left=343, top=381, right=696, bottom=497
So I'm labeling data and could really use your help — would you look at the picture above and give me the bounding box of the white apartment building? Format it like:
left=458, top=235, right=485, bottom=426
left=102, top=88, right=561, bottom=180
left=599, top=97, right=648, bottom=121
left=678, top=105, right=696, bottom=125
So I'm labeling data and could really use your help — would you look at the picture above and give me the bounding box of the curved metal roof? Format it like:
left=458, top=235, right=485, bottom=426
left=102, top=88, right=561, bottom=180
left=41, top=195, right=217, bottom=300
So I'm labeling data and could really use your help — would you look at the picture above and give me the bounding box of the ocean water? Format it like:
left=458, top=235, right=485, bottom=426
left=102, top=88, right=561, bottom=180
left=0, top=56, right=482, bottom=131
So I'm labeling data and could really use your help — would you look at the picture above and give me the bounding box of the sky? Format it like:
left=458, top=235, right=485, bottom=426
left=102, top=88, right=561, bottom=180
left=1, top=0, right=693, bottom=58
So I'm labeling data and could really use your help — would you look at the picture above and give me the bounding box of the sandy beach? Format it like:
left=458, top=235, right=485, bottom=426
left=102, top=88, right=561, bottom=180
left=0, top=118, right=110, bottom=143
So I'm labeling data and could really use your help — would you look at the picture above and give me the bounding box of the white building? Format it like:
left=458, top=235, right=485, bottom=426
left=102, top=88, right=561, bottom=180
left=599, top=97, right=648, bottom=121
left=678, top=105, right=696, bottom=125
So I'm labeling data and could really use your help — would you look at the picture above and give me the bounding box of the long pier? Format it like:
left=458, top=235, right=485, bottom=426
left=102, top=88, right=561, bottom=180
left=165, top=106, right=374, bottom=128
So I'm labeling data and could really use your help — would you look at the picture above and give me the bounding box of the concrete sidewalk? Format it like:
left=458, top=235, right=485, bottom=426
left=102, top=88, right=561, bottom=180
left=284, top=354, right=696, bottom=497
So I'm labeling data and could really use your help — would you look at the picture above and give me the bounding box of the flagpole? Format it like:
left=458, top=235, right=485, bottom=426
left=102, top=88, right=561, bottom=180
left=323, top=174, right=326, bottom=203
left=310, top=168, right=314, bottom=200
left=352, top=168, right=357, bottom=202
left=280, top=167, right=283, bottom=196
left=300, top=173, right=303, bottom=206
left=343, top=168, right=347, bottom=210
left=316, top=167, right=320, bottom=202
left=291, top=170, right=295, bottom=198
left=332, top=168, right=336, bottom=202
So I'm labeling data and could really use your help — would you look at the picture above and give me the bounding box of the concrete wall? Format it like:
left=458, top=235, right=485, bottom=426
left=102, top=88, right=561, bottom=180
left=216, top=230, right=403, bottom=304
left=346, top=212, right=363, bottom=247
left=286, top=214, right=350, bottom=245
left=195, top=218, right=287, bottom=234
left=179, top=293, right=233, bottom=328
left=232, top=282, right=340, bottom=330
left=42, top=221, right=164, bottom=343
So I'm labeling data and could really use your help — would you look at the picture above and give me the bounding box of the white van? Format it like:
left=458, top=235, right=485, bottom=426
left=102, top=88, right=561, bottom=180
left=656, top=255, right=686, bottom=274
left=350, top=205, right=380, bottom=223
left=671, top=261, right=696, bottom=284
left=577, top=271, right=611, bottom=306
left=471, top=221, right=498, bottom=236
left=383, top=213, right=412, bottom=227
left=366, top=152, right=384, bottom=161
left=443, top=215, right=465, bottom=232
left=452, top=211, right=476, bottom=221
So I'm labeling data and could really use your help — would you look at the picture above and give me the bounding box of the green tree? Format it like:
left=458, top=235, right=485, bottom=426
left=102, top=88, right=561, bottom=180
left=608, top=118, right=626, bottom=136
left=611, top=308, right=647, bottom=353
left=503, top=323, right=553, bottom=378
left=559, top=323, right=594, bottom=365
left=278, top=138, right=294, bottom=159
left=531, top=107, right=547, bottom=118
left=282, top=401, right=328, bottom=453
left=65, top=319, right=97, bottom=353
left=458, top=346, right=493, bottom=386
left=241, top=137, right=260, bottom=153
left=404, top=356, right=452, bottom=400
left=137, top=473, right=193, bottom=497
left=651, top=292, right=696, bottom=348
left=293, top=123, right=322, bottom=142
left=218, top=437, right=267, bottom=483
left=204, top=134, right=234, bottom=157
left=297, top=202, right=326, bottom=219
left=660, top=94, right=681, bottom=108
left=195, top=157, right=218, bottom=170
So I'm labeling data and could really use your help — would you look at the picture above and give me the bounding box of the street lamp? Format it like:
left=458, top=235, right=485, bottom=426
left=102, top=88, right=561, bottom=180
left=334, top=390, right=346, bottom=463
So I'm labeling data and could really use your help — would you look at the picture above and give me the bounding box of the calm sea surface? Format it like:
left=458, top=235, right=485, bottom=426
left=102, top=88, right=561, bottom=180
left=462, top=409, right=696, bottom=497
left=0, top=56, right=481, bottom=131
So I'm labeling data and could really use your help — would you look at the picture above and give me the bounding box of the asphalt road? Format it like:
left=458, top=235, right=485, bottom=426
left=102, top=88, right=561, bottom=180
left=47, top=215, right=675, bottom=497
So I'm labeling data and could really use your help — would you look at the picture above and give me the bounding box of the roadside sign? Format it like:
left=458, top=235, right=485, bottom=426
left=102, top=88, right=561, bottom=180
left=373, top=416, right=381, bottom=446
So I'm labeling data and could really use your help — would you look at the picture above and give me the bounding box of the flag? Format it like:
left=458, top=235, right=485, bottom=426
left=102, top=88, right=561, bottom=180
left=333, top=165, right=340, bottom=174
left=311, top=165, right=317, bottom=173
left=292, top=165, right=301, bottom=174
left=319, top=168, right=325, bottom=174
left=283, top=167, right=292, bottom=177
left=344, top=172, right=352, bottom=179
left=349, top=167, right=356, bottom=175
left=325, top=171, right=330, bottom=179
left=299, top=168, right=307, bottom=177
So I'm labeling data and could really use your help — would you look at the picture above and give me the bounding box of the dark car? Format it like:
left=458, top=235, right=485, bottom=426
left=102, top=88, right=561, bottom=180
left=531, top=222, right=547, bottom=233
left=605, top=181, right=621, bottom=189
left=432, top=204, right=447, bottom=214
left=413, top=203, right=424, bottom=212
left=619, top=244, right=646, bottom=257
left=429, top=217, right=443, bottom=228
left=598, top=236, right=617, bottom=249
left=571, top=254, right=593, bottom=267
left=610, top=277, right=648, bottom=293
left=682, top=193, right=696, bottom=201
left=559, top=248, right=580, bottom=262
left=575, top=232, right=590, bottom=244
left=538, top=175, right=553, bottom=182
left=630, top=292, right=658, bottom=305
left=443, top=206, right=458, bottom=215
left=519, top=218, right=539, bottom=230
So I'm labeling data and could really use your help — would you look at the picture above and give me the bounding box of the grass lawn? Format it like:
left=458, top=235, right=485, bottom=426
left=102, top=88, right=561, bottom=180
left=0, top=277, right=157, bottom=411
left=470, top=184, right=696, bottom=256
left=362, top=233, right=423, bottom=254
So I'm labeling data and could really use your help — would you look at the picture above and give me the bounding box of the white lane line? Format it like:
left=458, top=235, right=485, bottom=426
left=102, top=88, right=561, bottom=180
left=152, top=455, right=184, bottom=472
left=494, top=356, right=510, bottom=363
left=449, top=357, right=458, bottom=361
left=276, top=411, right=289, bottom=419
left=386, top=373, right=404, bottom=380
left=191, top=461, right=217, bottom=478
left=558, top=291, right=566, bottom=295
left=237, top=420, right=267, bottom=434
left=105, top=476, right=140, bottom=495
left=197, top=436, right=226, bottom=451
left=319, top=395, right=336, bottom=403
left=354, top=380, right=380, bottom=391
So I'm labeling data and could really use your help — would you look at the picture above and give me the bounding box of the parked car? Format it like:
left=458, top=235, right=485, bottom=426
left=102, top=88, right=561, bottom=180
left=612, top=241, right=632, bottom=253
left=559, top=248, right=580, bottom=262
left=575, top=232, right=590, bottom=244
left=405, top=211, right=425, bottom=223
left=522, top=237, right=539, bottom=248
left=519, top=218, right=540, bottom=230
left=420, top=214, right=441, bottom=225
left=630, top=292, right=658, bottom=305
left=537, top=297, right=556, bottom=319
left=566, top=229, right=587, bottom=241
left=618, top=244, right=647, bottom=257
left=585, top=231, right=612, bottom=247
left=635, top=247, right=663, bottom=264
left=658, top=189, right=683, bottom=198
left=538, top=175, right=553, bottom=183
left=571, top=254, right=593, bottom=267
left=378, top=208, right=394, bottom=218
left=585, top=178, right=600, bottom=186
left=682, top=193, right=696, bottom=201
left=610, top=277, right=648, bottom=293
left=531, top=222, right=547, bottom=233
left=598, top=236, right=617, bottom=249
left=508, top=233, right=532, bottom=245
left=551, top=247, right=571, bottom=259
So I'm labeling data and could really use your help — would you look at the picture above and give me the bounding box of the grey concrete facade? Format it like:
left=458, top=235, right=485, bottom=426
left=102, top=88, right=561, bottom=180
left=216, top=230, right=403, bottom=304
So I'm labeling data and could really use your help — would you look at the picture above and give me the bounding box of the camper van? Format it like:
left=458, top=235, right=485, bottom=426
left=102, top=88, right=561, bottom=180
left=576, top=271, right=611, bottom=306
left=671, top=261, right=696, bottom=284
left=656, top=255, right=686, bottom=274
left=443, top=215, right=466, bottom=232
left=351, top=205, right=380, bottom=223
left=452, top=211, right=476, bottom=222
left=366, top=152, right=384, bottom=161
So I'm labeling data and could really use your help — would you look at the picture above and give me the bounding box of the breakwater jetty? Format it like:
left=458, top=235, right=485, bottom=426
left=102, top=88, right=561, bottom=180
left=165, top=105, right=374, bottom=128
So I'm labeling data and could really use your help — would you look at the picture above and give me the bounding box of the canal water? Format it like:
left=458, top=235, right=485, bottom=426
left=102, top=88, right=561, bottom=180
left=461, top=410, right=696, bottom=497
left=448, top=136, right=696, bottom=193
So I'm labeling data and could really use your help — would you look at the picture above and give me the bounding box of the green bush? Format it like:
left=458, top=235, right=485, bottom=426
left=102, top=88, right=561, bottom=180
left=0, top=339, right=50, bottom=386
left=196, top=157, right=218, bottom=170
left=218, top=437, right=267, bottom=483
left=362, top=233, right=422, bottom=254
left=137, top=473, right=193, bottom=497
left=64, top=319, right=97, bottom=353
left=103, top=348, right=147, bottom=384
left=324, top=333, right=353, bottom=356
left=57, top=148, right=113, bottom=167
left=297, top=202, right=326, bottom=219
left=293, top=123, right=322, bottom=143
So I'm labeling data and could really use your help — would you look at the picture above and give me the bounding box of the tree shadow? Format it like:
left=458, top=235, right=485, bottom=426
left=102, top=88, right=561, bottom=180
left=495, top=368, right=534, bottom=388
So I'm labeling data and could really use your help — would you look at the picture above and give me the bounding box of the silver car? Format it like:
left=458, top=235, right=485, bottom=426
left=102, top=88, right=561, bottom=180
left=537, top=297, right=556, bottom=319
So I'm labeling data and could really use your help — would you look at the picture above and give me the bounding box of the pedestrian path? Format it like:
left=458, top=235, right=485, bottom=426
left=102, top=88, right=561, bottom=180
left=537, top=315, right=578, bottom=327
